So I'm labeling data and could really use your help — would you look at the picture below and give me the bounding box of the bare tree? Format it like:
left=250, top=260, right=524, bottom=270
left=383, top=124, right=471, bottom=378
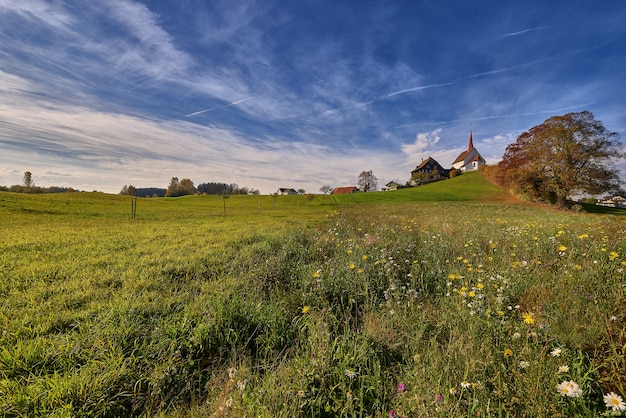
left=319, top=185, right=333, bottom=194
left=358, top=170, right=378, bottom=192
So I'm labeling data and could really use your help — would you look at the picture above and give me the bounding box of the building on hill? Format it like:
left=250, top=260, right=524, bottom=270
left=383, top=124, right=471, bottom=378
left=277, top=188, right=299, bottom=195
left=410, top=156, right=448, bottom=185
left=382, top=181, right=401, bottom=191
left=331, top=186, right=360, bottom=194
left=452, top=130, right=486, bottom=172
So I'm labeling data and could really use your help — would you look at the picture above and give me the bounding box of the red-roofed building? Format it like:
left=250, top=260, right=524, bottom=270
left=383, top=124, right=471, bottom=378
left=452, top=130, right=486, bottom=172
left=331, top=186, right=360, bottom=194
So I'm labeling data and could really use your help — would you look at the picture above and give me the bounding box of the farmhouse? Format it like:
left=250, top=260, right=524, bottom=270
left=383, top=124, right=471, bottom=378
left=277, top=188, right=299, bottom=195
left=382, top=181, right=401, bottom=191
left=410, top=156, right=448, bottom=185
left=452, top=130, right=486, bottom=172
left=331, top=186, right=360, bottom=194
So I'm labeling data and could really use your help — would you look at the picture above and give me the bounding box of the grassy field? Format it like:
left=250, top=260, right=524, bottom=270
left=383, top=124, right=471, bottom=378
left=0, top=172, right=625, bottom=417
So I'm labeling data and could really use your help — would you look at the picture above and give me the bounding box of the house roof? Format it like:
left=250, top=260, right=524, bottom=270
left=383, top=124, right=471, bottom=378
left=331, top=186, right=359, bottom=194
left=412, top=156, right=444, bottom=172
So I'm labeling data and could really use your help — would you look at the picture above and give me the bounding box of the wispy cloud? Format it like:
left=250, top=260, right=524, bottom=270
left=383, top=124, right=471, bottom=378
left=384, top=83, right=454, bottom=99
left=503, top=27, right=548, bottom=37
left=185, top=98, right=249, bottom=117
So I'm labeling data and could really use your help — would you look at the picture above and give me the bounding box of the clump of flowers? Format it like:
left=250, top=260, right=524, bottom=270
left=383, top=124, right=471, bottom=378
left=556, top=380, right=582, bottom=398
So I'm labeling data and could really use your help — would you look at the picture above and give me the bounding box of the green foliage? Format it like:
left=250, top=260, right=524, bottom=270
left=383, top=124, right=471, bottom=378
left=1, top=176, right=625, bottom=416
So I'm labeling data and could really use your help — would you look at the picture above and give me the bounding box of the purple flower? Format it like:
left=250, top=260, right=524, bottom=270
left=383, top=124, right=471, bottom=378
left=397, top=383, right=406, bottom=393
left=435, top=393, right=444, bottom=403
left=389, top=410, right=397, bottom=418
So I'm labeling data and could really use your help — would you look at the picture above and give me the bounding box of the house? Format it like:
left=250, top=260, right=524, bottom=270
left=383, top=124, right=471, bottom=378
left=383, top=181, right=401, bottom=191
left=597, top=195, right=626, bottom=208
left=410, top=156, right=448, bottom=185
left=331, top=186, right=360, bottom=194
left=452, top=130, right=486, bottom=172
left=277, top=188, right=299, bottom=195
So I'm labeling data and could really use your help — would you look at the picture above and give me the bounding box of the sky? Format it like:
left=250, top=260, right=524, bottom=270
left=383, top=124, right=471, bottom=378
left=1, top=0, right=625, bottom=194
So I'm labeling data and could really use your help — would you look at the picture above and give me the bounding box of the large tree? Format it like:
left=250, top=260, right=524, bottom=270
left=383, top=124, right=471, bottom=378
left=498, top=111, right=622, bottom=206
left=358, top=170, right=378, bottom=192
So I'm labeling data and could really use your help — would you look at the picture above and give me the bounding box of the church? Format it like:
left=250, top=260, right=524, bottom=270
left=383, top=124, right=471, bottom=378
left=451, top=130, right=486, bottom=172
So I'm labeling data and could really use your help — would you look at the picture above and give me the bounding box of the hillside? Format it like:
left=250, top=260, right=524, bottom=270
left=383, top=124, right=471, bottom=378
left=332, top=171, right=513, bottom=204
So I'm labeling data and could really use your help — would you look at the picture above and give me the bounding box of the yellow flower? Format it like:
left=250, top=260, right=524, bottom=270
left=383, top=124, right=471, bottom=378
left=504, top=348, right=513, bottom=357
left=468, top=291, right=476, bottom=298
left=349, top=263, right=355, bottom=270
left=362, top=255, right=368, bottom=261
left=522, top=312, right=535, bottom=325
left=312, top=270, right=320, bottom=278
left=301, top=306, right=311, bottom=314
left=558, top=245, right=567, bottom=252
left=476, top=283, right=484, bottom=289
left=609, top=251, right=619, bottom=260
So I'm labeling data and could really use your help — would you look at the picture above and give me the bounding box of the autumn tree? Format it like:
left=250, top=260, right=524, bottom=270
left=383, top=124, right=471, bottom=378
left=498, top=111, right=622, bottom=206
left=358, top=170, right=378, bottom=192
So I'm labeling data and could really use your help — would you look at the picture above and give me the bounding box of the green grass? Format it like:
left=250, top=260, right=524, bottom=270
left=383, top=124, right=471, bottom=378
left=1, top=173, right=625, bottom=417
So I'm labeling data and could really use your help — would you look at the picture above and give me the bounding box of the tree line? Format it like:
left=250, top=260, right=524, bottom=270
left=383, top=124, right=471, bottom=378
left=0, top=171, right=81, bottom=194
left=120, top=178, right=260, bottom=197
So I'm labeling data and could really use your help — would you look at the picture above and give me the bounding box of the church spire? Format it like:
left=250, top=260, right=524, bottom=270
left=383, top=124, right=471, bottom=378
left=468, top=129, right=474, bottom=150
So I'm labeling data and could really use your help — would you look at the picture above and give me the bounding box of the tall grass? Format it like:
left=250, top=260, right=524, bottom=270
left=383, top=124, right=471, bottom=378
left=0, top=178, right=625, bottom=416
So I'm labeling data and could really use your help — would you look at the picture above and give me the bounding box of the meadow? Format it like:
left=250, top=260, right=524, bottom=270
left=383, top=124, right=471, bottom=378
left=0, top=172, right=624, bottom=417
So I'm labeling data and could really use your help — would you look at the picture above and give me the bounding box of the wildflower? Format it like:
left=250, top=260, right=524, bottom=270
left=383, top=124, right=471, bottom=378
left=558, top=245, right=567, bottom=252
left=362, top=255, right=368, bottom=261
left=345, top=369, right=357, bottom=379
left=472, top=381, right=484, bottom=390
left=519, top=361, right=530, bottom=369
left=558, top=365, right=569, bottom=373
left=556, top=380, right=582, bottom=398
left=460, top=381, right=471, bottom=389
left=522, top=312, right=535, bottom=325
left=504, top=348, right=513, bottom=357
left=346, top=390, right=353, bottom=400
left=609, top=251, right=619, bottom=261
left=610, top=315, right=618, bottom=321
left=302, top=305, right=311, bottom=314
left=236, top=379, right=247, bottom=390
left=603, top=392, right=626, bottom=412
left=550, top=348, right=562, bottom=357
left=512, top=332, right=521, bottom=339
left=476, top=282, right=484, bottom=289
left=389, top=410, right=397, bottom=418
left=397, top=383, right=406, bottom=393
left=349, top=263, right=355, bottom=269
left=435, top=393, right=444, bottom=404
left=312, top=270, right=320, bottom=278
left=297, top=389, right=305, bottom=397
left=228, top=367, right=237, bottom=379
left=225, top=397, right=233, bottom=407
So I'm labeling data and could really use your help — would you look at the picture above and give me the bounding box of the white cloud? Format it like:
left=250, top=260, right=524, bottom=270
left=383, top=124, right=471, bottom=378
left=401, top=128, right=442, bottom=158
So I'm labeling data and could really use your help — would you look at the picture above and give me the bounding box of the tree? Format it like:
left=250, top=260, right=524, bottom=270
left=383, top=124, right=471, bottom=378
left=179, top=178, right=196, bottom=195
left=498, top=111, right=622, bottom=206
left=319, top=185, right=333, bottom=194
left=358, top=170, right=378, bottom=192
left=166, top=177, right=180, bottom=197
left=23, top=171, right=33, bottom=191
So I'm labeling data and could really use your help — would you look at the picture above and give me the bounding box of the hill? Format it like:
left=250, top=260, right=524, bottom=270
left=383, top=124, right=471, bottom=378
left=332, top=171, right=513, bottom=204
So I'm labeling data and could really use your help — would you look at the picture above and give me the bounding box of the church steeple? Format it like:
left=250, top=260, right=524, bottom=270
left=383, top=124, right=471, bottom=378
left=468, top=129, right=474, bottom=150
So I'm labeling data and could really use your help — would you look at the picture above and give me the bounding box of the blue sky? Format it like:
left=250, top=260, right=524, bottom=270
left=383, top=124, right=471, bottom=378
left=1, top=0, right=625, bottom=194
